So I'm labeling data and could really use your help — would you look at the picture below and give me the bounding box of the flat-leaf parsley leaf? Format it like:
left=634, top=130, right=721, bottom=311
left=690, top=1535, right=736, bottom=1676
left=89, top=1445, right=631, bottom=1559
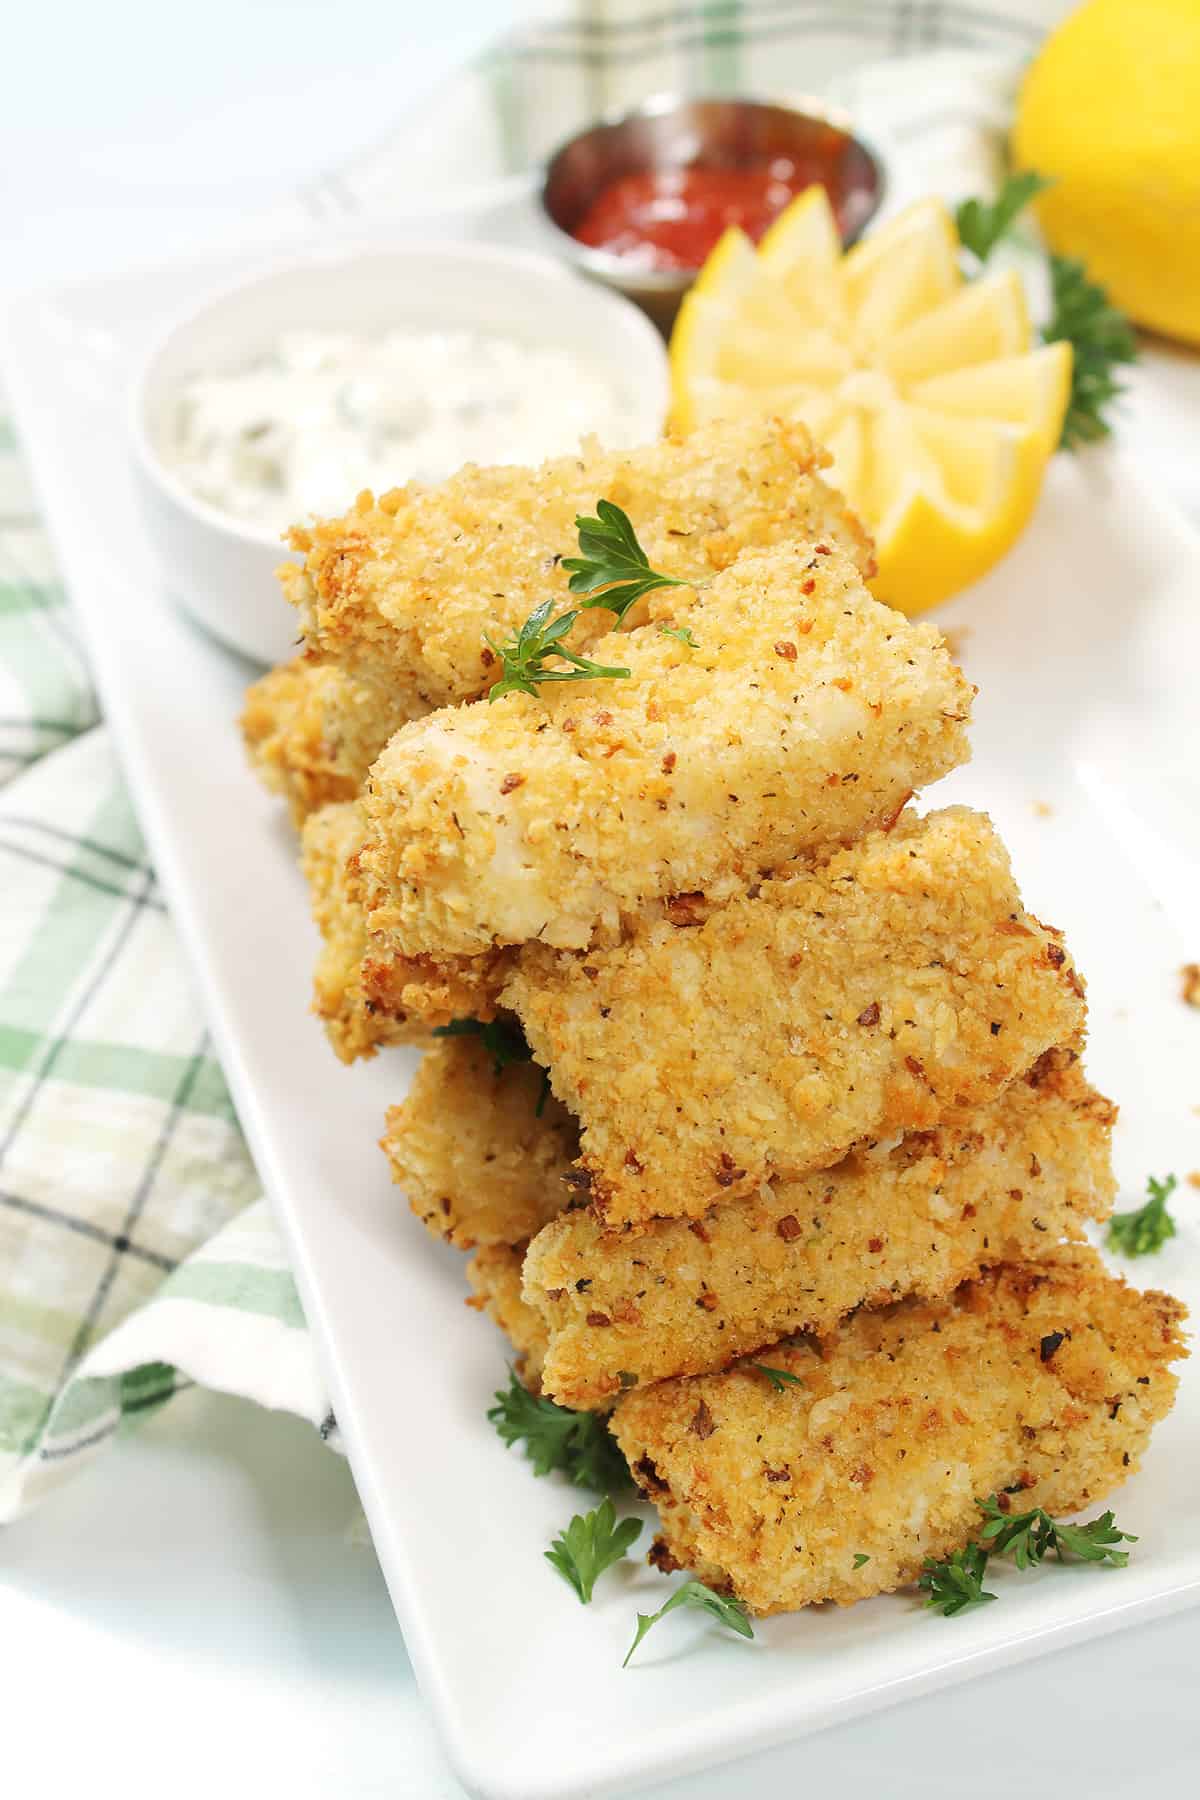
left=486, top=596, right=630, bottom=701
left=432, top=1016, right=531, bottom=1075
left=1107, top=1173, right=1178, bottom=1258
left=487, top=1369, right=631, bottom=1493
left=955, top=169, right=1053, bottom=263
left=545, top=1496, right=643, bottom=1603
left=977, top=1495, right=1136, bottom=1568
left=563, top=499, right=686, bottom=624
left=624, top=1580, right=754, bottom=1667
left=919, top=1542, right=996, bottom=1617
left=751, top=1364, right=804, bottom=1391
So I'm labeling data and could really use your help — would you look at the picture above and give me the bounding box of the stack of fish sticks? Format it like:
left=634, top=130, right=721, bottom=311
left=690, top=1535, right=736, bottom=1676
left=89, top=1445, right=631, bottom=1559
left=246, top=421, right=1185, bottom=1617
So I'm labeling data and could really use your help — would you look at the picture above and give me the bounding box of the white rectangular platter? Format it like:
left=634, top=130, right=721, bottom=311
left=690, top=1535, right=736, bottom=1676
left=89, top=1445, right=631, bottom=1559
left=5, top=240, right=1200, bottom=1800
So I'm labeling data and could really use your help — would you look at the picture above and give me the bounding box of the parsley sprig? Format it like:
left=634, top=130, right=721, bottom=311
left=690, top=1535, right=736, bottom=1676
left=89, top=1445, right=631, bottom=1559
left=919, top=1542, right=996, bottom=1617
left=546, top=1496, right=643, bottom=1603
left=922, top=1492, right=1137, bottom=1615
left=1106, top=1173, right=1179, bottom=1258
left=751, top=1364, right=805, bottom=1391
left=432, top=1015, right=531, bottom=1076
left=953, top=168, right=1137, bottom=449
left=488, top=1370, right=631, bottom=1493
left=485, top=597, right=631, bottom=702
left=977, top=1496, right=1136, bottom=1568
left=624, top=1580, right=754, bottom=1667
left=955, top=170, right=1053, bottom=263
left=1044, top=254, right=1139, bottom=448
left=563, top=499, right=686, bottom=622
left=487, top=503, right=686, bottom=701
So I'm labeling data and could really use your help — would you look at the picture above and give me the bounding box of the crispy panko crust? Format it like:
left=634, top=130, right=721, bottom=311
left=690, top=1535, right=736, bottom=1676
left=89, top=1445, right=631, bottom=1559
left=381, top=1035, right=578, bottom=1251
left=466, top=1244, right=549, bottom=1390
left=301, top=801, right=511, bottom=1060
left=506, top=807, right=1088, bottom=1228
left=612, top=1246, right=1187, bottom=1616
left=241, top=654, right=410, bottom=828
left=524, top=1053, right=1116, bottom=1407
left=355, top=540, right=972, bottom=963
left=284, top=416, right=874, bottom=698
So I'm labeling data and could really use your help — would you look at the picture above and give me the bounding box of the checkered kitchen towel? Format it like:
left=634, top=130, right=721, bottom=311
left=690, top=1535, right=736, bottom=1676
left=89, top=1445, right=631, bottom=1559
left=0, top=0, right=1074, bottom=1521
left=0, top=428, right=329, bottom=1520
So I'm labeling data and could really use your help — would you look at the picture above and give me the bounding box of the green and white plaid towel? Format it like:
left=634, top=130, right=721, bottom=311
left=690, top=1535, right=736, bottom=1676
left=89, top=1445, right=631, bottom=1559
left=0, top=0, right=1073, bottom=1523
left=0, top=429, right=331, bottom=1521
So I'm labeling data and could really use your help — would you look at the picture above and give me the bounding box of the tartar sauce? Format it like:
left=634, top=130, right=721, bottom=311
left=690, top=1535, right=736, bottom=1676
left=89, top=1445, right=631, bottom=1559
left=169, top=329, right=641, bottom=533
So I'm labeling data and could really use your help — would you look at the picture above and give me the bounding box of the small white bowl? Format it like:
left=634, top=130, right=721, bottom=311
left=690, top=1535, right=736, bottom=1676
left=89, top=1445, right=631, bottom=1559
left=130, top=242, right=671, bottom=666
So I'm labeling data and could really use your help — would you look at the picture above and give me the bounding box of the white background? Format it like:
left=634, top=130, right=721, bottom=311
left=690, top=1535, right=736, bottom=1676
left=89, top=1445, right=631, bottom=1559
left=3, top=3, right=1199, bottom=1795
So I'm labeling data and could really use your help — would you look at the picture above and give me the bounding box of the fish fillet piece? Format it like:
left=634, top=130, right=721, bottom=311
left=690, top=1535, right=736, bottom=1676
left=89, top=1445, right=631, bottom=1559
left=612, top=1246, right=1186, bottom=1616
left=242, top=656, right=402, bottom=828
left=283, top=415, right=874, bottom=700
left=507, top=806, right=1088, bottom=1228
left=382, top=1033, right=577, bottom=1250
left=525, top=1053, right=1115, bottom=1407
left=302, top=799, right=513, bottom=1061
left=466, top=1244, right=550, bottom=1391
left=356, top=540, right=972, bottom=964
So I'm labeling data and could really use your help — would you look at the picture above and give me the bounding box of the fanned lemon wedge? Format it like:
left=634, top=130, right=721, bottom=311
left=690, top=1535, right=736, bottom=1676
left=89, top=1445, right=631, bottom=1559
left=670, top=189, right=1072, bottom=615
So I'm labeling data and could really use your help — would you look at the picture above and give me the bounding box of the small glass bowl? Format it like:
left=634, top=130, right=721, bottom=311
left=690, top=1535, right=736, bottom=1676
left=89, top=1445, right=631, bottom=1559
left=540, top=94, right=885, bottom=332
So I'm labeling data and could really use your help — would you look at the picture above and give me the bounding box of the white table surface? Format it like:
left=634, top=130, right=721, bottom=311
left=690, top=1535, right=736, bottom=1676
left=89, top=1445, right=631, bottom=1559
left=3, top=4, right=1198, bottom=1795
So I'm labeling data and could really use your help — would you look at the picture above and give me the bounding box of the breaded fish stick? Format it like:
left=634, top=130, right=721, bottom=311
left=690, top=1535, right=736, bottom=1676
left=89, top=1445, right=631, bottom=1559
left=612, top=1247, right=1186, bottom=1616
left=382, top=1033, right=577, bottom=1250
left=357, top=542, right=972, bottom=963
left=242, top=657, right=401, bottom=828
left=302, top=801, right=509, bottom=1060
left=525, top=1054, right=1115, bottom=1407
left=466, top=1244, right=550, bottom=1391
left=283, top=417, right=873, bottom=698
left=507, top=807, right=1087, bottom=1227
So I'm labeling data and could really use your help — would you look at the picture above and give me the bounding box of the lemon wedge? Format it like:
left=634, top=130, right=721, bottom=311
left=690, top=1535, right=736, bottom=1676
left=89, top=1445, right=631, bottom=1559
left=670, top=188, right=1072, bottom=615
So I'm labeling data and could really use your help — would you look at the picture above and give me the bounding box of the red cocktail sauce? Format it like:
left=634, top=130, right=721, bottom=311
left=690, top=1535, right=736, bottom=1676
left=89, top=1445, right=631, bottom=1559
left=572, top=160, right=855, bottom=272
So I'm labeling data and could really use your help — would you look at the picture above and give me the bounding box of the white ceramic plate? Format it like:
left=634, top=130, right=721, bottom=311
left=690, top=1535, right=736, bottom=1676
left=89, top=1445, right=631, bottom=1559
left=4, top=241, right=1200, bottom=1800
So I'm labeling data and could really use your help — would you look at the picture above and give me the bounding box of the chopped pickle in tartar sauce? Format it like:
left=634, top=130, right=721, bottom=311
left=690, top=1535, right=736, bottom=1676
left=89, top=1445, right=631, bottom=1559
left=168, top=329, right=641, bottom=533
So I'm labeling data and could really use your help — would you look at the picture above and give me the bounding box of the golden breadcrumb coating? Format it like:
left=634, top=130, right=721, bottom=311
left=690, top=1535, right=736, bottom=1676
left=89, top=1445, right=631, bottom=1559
left=241, top=655, right=406, bottom=828
left=301, top=802, right=428, bottom=1060
left=507, top=807, right=1088, bottom=1228
left=284, top=416, right=874, bottom=699
left=381, top=1034, right=577, bottom=1251
left=612, top=1247, right=1186, bottom=1616
left=466, top=1244, right=549, bottom=1391
left=525, top=1054, right=1116, bottom=1407
left=355, top=540, right=972, bottom=963
left=302, top=801, right=512, bottom=1060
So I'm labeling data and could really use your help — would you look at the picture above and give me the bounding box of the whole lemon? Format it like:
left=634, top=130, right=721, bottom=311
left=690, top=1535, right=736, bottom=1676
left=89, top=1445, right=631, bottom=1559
left=1013, top=0, right=1200, bottom=346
